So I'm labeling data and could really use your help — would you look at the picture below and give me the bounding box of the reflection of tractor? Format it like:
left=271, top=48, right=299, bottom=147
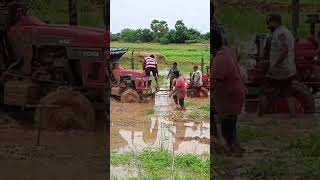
left=187, top=54, right=210, bottom=98
left=110, top=48, right=156, bottom=103
left=0, top=0, right=108, bottom=130
left=246, top=14, right=320, bottom=113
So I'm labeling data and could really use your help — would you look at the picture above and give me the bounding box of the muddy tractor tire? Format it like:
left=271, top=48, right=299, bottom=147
left=270, top=81, right=316, bottom=114
left=291, top=81, right=315, bottom=113
left=34, top=89, right=96, bottom=131
left=121, top=89, right=140, bottom=103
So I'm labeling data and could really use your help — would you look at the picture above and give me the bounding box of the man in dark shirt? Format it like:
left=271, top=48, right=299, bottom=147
left=167, top=62, right=180, bottom=90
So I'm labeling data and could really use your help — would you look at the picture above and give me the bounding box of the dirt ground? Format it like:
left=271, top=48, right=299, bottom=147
left=214, top=112, right=320, bottom=179
left=0, top=111, right=107, bottom=180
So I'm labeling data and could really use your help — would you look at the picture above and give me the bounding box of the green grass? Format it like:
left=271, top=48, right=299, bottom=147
left=144, top=108, right=155, bottom=115
left=30, top=0, right=104, bottom=28
left=185, top=99, right=210, bottom=120
left=110, top=42, right=210, bottom=63
left=110, top=42, right=209, bottom=81
left=242, top=130, right=320, bottom=178
left=111, top=149, right=210, bottom=179
left=238, top=126, right=273, bottom=143
left=217, top=6, right=316, bottom=50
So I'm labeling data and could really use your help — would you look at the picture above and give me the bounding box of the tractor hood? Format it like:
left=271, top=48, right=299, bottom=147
left=110, top=48, right=129, bottom=62
left=12, top=16, right=107, bottom=48
left=113, top=66, right=146, bottom=77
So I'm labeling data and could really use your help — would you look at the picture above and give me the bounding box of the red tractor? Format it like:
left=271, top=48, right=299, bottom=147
left=110, top=48, right=156, bottom=103
left=246, top=14, right=320, bottom=113
left=0, top=0, right=108, bottom=130
left=187, top=56, right=210, bottom=98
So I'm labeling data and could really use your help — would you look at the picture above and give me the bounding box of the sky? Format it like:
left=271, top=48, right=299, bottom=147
left=110, top=0, right=210, bottom=33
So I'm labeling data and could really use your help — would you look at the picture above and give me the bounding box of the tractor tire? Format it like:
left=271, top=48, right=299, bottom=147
left=121, top=89, right=140, bottom=103
left=34, top=89, right=95, bottom=131
left=292, top=81, right=315, bottom=113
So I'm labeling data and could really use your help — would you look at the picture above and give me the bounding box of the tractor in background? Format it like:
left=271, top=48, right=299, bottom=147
left=110, top=48, right=157, bottom=103
left=187, top=54, right=210, bottom=98
left=0, top=0, right=108, bottom=130
left=246, top=14, right=320, bottom=113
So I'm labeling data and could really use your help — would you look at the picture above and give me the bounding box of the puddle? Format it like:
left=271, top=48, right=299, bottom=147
left=110, top=91, right=210, bottom=155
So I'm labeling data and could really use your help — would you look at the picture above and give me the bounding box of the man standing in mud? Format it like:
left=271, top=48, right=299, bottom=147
left=167, top=62, right=180, bottom=90
left=143, top=55, right=159, bottom=89
left=212, top=28, right=246, bottom=156
left=191, top=66, right=203, bottom=95
left=259, top=14, right=296, bottom=118
left=170, top=71, right=187, bottom=111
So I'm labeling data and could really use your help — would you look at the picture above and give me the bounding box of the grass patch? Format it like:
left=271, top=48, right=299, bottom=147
left=243, top=158, right=290, bottom=178
left=218, top=6, right=315, bottom=51
left=111, top=149, right=210, bottom=179
left=110, top=42, right=210, bottom=63
left=239, top=126, right=272, bottom=143
left=243, top=130, right=320, bottom=178
left=144, top=108, right=155, bottom=116
left=111, top=151, right=133, bottom=166
left=185, top=99, right=210, bottom=120
left=30, top=0, right=104, bottom=28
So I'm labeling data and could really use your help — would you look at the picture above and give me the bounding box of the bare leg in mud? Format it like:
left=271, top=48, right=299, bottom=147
left=173, top=95, right=179, bottom=106
left=178, top=98, right=186, bottom=111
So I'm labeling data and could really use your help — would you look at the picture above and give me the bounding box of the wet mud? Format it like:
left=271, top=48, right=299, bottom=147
left=110, top=90, right=210, bottom=178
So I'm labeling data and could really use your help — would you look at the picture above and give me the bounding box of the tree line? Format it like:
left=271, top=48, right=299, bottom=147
left=111, top=20, right=210, bottom=44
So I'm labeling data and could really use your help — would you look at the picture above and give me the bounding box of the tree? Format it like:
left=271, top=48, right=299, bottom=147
left=139, top=29, right=154, bottom=42
left=174, top=20, right=188, bottom=43
left=175, top=20, right=187, bottom=31
left=120, top=28, right=139, bottom=42
left=150, top=20, right=169, bottom=39
left=150, top=20, right=169, bottom=33
left=110, top=33, right=121, bottom=41
left=186, top=28, right=201, bottom=40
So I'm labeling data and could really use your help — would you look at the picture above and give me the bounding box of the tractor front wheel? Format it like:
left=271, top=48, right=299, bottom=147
left=34, top=89, right=96, bottom=131
left=121, top=89, right=140, bottom=103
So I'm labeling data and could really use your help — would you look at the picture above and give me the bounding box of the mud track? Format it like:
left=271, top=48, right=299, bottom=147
left=0, top=110, right=106, bottom=180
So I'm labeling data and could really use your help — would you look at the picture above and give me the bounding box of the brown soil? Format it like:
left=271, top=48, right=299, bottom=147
left=0, top=112, right=106, bottom=180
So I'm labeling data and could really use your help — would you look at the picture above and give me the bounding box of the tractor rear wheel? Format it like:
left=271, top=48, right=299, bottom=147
left=273, top=81, right=315, bottom=113
left=291, top=81, right=315, bottom=113
left=34, top=89, right=95, bottom=131
left=121, top=89, right=140, bottom=103
left=199, top=87, right=209, bottom=98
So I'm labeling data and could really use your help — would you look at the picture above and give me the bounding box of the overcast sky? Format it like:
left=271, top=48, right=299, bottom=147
left=110, top=0, right=209, bottom=33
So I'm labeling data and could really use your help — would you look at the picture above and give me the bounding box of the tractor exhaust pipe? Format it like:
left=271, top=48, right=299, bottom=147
left=68, top=0, right=78, bottom=25
left=131, top=50, right=135, bottom=70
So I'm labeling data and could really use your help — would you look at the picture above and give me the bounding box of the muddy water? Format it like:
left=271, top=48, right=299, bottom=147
left=110, top=91, right=210, bottom=155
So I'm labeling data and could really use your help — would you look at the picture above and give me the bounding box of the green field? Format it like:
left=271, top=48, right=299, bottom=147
left=30, top=0, right=104, bottom=28
left=111, top=149, right=210, bottom=180
left=111, top=42, right=210, bottom=75
left=217, top=1, right=320, bottom=49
